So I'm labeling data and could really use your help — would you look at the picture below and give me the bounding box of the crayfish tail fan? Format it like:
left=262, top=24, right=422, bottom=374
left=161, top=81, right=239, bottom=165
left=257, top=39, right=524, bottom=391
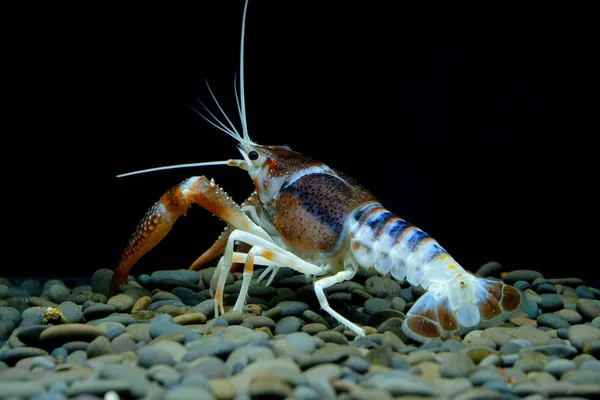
left=402, top=276, right=523, bottom=343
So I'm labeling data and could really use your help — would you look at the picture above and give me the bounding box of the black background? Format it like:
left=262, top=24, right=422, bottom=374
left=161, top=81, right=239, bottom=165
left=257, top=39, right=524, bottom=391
left=6, top=2, right=591, bottom=281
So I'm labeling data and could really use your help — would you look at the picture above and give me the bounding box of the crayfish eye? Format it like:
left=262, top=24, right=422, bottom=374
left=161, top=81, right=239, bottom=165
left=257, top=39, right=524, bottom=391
left=248, top=150, right=259, bottom=161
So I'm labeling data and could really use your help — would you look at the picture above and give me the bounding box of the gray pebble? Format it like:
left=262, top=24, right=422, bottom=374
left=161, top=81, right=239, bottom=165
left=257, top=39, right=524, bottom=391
left=381, top=331, right=407, bottom=352
left=568, top=323, right=600, bottom=351
left=200, top=267, right=233, bottom=287
left=83, top=303, right=116, bottom=320
left=540, top=294, right=564, bottom=311
left=66, top=349, right=87, bottom=364
left=301, top=309, right=328, bottom=326
left=532, top=344, right=578, bottom=358
left=514, top=348, right=548, bottom=372
left=90, top=268, right=113, bottom=296
left=513, top=280, right=531, bottom=291
left=577, top=298, right=600, bottom=320
left=537, top=312, right=571, bottom=329
left=99, top=363, right=152, bottom=398
left=521, top=295, right=539, bottom=319
left=171, top=287, right=206, bottom=306
left=164, top=386, right=213, bottom=400
left=365, top=344, right=392, bottom=367
left=390, top=354, right=410, bottom=370
left=58, top=300, right=83, bottom=323
left=244, top=316, right=276, bottom=330
left=512, top=382, right=547, bottom=397
left=220, top=310, right=244, bottom=325
left=544, top=358, right=576, bottom=378
left=147, top=364, right=181, bottom=388
left=20, top=279, right=42, bottom=296
left=562, top=368, right=600, bottom=384
left=87, top=314, right=137, bottom=326
left=0, top=284, right=10, bottom=300
left=20, top=306, right=45, bottom=326
left=293, top=385, right=319, bottom=400
left=398, top=287, right=414, bottom=303
left=499, top=341, right=523, bottom=355
left=149, top=314, right=202, bottom=343
left=150, top=269, right=199, bottom=285
left=376, top=317, right=405, bottom=340
left=469, top=368, right=505, bottom=385
left=0, top=306, right=21, bottom=327
left=363, top=298, right=392, bottom=315
left=96, top=321, right=126, bottom=340
left=87, top=335, right=113, bottom=358
left=0, top=346, right=49, bottom=366
left=226, top=344, right=275, bottom=374
left=517, top=325, right=551, bottom=346
left=281, top=332, right=316, bottom=354
left=50, top=346, right=68, bottom=360
left=277, top=300, right=309, bottom=316
left=315, top=331, right=349, bottom=345
left=248, top=285, right=278, bottom=298
left=304, top=363, right=343, bottom=381
left=368, top=309, right=405, bottom=328
left=126, top=323, right=151, bottom=342
left=107, top=294, right=134, bottom=312
left=475, top=261, right=502, bottom=277
left=0, top=382, right=46, bottom=398
left=47, top=284, right=70, bottom=304
left=576, top=285, right=596, bottom=299
left=554, top=308, right=583, bottom=324
left=61, top=340, right=89, bottom=353
left=503, top=269, right=543, bottom=284
left=439, top=353, right=474, bottom=378
left=275, top=316, right=304, bottom=335
left=391, top=296, right=406, bottom=312
left=147, top=299, right=186, bottom=311
left=111, top=332, right=138, bottom=354
left=186, top=356, right=229, bottom=379
left=148, top=339, right=187, bottom=361
left=138, top=345, right=175, bottom=368
left=302, top=323, right=328, bottom=335
left=68, top=379, right=132, bottom=397
left=364, top=276, right=401, bottom=299
left=192, top=298, right=216, bottom=319
left=536, top=283, right=556, bottom=295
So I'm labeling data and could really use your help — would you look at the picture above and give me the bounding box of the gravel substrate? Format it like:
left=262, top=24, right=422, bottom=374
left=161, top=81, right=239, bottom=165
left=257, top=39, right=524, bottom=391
left=1, top=262, right=600, bottom=399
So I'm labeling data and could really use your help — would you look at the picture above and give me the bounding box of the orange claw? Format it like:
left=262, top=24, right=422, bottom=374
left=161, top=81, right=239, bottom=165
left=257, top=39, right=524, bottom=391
left=189, top=225, right=234, bottom=271
left=109, top=176, right=258, bottom=295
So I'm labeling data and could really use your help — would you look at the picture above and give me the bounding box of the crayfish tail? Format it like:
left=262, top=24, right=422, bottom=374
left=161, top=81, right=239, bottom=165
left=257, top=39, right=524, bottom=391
left=402, top=276, right=523, bottom=343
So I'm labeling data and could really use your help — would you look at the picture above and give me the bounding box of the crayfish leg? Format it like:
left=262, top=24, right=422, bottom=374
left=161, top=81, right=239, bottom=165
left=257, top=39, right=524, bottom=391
left=189, top=225, right=234, bottom=271
left=110, top=176, right=267, bottom=295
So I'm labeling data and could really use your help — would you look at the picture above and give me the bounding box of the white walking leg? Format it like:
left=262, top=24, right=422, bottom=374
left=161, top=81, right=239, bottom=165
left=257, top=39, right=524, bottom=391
left=314, top=270, right=366, bottom=336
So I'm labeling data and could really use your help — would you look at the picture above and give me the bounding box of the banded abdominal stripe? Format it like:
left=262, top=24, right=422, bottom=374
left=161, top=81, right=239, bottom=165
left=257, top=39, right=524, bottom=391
left=348, top=202, right=466, bottom=289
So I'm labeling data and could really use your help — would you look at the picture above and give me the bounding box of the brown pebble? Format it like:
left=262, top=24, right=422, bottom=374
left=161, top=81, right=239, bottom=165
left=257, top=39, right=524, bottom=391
left=28, top=297, right=59, bottom=308
left=255, top=326, right=273, bottom=338
left=464, top=347, right=497, bottom=364
left=131, top=296, right=152, bottom=314
left=301, top=323, right=328, bottom=335
left=363, top=326, right=378, bottom=335
left=173, top=312, right=207, bottom=325
left=510, top=315, right=538, bottom=327
left=243, top=304, right=262, bottom=317
left=39, top=324, right=107, bottom=344
left=315, top=331, right=349, bottom=345
left=149, top=331, right=186, bottom=345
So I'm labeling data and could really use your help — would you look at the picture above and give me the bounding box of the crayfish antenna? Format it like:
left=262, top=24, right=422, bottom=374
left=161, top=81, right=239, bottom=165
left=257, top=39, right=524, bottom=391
left=116, top=160, right=246, bottom=178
